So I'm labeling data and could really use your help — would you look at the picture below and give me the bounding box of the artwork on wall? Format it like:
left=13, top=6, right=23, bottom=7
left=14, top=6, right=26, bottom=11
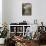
left=22, top=3, right=32, bottom=16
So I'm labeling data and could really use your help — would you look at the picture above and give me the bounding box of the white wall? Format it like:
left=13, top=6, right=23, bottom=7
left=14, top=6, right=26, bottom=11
left=2, top=0, right=46, bottom=26
left=7, top=0, right=33, bottom=24
left=33, top=0, right=46, bottom=25
left=0, top=0, right=2, bottom=27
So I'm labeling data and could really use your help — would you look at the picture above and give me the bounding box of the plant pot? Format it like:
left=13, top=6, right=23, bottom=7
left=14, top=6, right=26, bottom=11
left=0, top=38, right=5, bottom=44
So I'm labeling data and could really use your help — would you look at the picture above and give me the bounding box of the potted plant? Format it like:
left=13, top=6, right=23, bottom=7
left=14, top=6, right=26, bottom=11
left=0, top=23, right=9, bottom=44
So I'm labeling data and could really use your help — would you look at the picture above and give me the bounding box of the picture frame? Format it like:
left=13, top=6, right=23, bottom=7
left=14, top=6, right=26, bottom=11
left=22, top=3, right=32, bottom=16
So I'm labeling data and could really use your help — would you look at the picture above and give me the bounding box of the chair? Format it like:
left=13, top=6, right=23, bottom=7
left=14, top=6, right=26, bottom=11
left=5, top=38, right=15, bottom=46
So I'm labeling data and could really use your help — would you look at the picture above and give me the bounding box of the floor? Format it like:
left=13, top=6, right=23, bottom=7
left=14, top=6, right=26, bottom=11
left=31, top=40, right=46, bottom=46
left=40, top=45, right=46, bottom=46
left=0, top=44, right=4, bottom=46
left=0, top=44, right=46, bottom=46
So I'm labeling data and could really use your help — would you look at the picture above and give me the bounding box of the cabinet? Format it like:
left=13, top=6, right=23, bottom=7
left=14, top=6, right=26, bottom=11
left=9, top=25, right=30, bottom=37
left=9, top=24, right=38, bottom=37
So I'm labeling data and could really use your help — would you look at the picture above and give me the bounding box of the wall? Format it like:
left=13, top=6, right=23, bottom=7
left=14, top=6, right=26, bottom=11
left=0, top=0, right=2, bottom=27
left=2, top=0, right=46, bottom=26
left=7, top=0, right=33, bottom=24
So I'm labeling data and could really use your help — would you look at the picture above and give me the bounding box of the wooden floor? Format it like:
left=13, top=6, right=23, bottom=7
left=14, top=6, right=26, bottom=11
left=0, top=41, right=46, bottom=46
left=40, top=45, right=46, bottom=46
left=0, top=44, right=46, bottom=46
left=0, top=44, right=4, bottom=46
left=31, top=40, right=46, bottom=46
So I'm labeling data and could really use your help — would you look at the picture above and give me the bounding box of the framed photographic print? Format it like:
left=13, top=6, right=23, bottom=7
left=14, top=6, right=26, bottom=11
left=22, top=3, right=32, bottom=16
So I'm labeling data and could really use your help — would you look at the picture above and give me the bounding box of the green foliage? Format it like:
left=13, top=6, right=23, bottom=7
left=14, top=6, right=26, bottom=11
left=0, top=28, right=8, bottom=38
left=0, top=23, right=9, bottom=38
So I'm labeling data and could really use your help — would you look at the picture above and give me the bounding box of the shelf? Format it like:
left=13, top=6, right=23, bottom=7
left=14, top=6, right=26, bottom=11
left=10, top=32, right=15, bottom=33
left=10, top=32, right=23, bottom=33
left=16, top=32, right=23, bottom=33
left=9, top=25, right=32, bottom=36
left=9, top=25, right=31, bottom=26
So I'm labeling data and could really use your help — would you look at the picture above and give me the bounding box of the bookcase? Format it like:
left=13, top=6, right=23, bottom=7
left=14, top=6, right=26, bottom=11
left=9, top=25, right=30, bottom=37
